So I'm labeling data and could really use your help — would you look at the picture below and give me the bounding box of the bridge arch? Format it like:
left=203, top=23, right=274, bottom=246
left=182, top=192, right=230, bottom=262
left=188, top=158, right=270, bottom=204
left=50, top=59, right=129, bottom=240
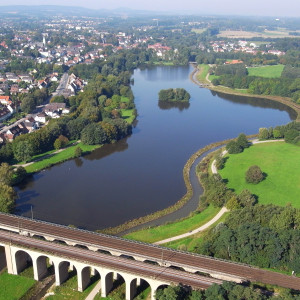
left=15, top=249, right=33, bottom=275
left=74, top=244, right=89, bottom=250
left=130, top=278, right=152, bottom=300
left=97, top=249, right=112, bottom=256
left=35, top=254, right=53, bottom=280
left=144, top=259, right=159, bottom=266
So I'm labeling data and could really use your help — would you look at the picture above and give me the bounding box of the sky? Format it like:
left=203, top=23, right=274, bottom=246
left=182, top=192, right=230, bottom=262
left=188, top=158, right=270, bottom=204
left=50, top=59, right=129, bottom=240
left=1, top=0, right=300, bottom=17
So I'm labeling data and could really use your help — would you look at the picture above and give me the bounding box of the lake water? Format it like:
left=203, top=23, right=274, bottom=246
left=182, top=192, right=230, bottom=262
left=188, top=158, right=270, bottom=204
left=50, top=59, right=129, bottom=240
left=16, top=65, right=295, bottom=230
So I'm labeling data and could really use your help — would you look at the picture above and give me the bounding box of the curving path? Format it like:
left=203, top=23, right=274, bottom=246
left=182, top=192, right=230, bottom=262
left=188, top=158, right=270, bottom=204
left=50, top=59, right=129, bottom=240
left=154, top=206, right=229, bottom=245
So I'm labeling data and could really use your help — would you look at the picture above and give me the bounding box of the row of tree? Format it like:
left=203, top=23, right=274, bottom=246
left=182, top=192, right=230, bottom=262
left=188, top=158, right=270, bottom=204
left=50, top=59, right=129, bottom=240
left=258, top=121, right=300, bottom=145
left=155, top=281, right=300, bottom=300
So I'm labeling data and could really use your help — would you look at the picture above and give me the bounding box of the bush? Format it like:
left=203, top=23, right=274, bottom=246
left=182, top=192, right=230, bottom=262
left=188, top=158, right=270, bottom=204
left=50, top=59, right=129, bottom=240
left=54, top=135, right=69, bottom=150
left=226, top=141, right=242, bottom=154
left=245, top=165, right=264, bottom=184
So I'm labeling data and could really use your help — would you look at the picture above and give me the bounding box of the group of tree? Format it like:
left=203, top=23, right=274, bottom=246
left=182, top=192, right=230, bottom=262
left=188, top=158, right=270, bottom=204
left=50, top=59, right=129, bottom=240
left=155, top=281, right=300, bottom=300
left=258, top=121, right=300, bottom=146
left=197, top=204, right=300, bottom=274
left=226, top=133, right=250, bottom=154
left=158, top=88, right=191, bottom=102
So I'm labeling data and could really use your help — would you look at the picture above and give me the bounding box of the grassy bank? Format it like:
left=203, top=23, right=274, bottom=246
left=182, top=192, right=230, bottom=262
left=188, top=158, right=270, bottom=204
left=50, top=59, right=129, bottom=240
left=163, top=212, right=229, bottom=251
left=196, top=64, right=210, bottom=82
left=25, top=143, right=100, bottom=174
left=124, top=205, right=220, bottom=243
left=247, top=65, right=284, bottom=78
left=0, top=271, right=36, bottom=300
left=219, top=142, right=300, bottom=208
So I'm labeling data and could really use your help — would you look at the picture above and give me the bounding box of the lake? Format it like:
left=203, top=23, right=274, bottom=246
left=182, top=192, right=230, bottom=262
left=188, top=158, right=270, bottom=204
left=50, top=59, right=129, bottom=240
left=16, top=65, right=295, bottom=230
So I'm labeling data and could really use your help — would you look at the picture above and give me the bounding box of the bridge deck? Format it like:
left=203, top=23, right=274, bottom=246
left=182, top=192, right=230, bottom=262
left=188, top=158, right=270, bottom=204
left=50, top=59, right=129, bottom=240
left=0, top=213, right=300, bottom=290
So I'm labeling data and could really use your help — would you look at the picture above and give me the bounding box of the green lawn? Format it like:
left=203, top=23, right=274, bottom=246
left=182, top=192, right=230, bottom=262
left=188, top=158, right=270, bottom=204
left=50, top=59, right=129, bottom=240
left=219, top=142, right=300, bottom=207
left=124, top=205, right=220, bottom=243
left=121, top=108, right=135, bottom=124
left=25, top=143, right=100, bottom=174
left=0, top=271, right=36, bottom=300
left=247, top=65, right=284, bottom=78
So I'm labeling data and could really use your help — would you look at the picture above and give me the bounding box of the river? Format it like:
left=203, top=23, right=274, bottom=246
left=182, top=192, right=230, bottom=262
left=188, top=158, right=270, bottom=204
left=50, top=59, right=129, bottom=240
left=15, top=65, right=295, bottom=230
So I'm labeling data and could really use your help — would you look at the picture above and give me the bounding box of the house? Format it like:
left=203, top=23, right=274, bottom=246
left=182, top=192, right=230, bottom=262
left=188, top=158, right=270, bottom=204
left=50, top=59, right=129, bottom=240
left=43, top=103, right=69, bottom=118
left=10, top=84, right=19, bottom=94
left=19, top=74, right=33, bottom=83
left=0, top=106, right=13, bottom=122
left=0, top=96, right=12, bottom=106
left=34, top=112, right=47, bottom=123
left=24, top=120, right=38, bottom=132
left=4, top=124, right=27, bottom=141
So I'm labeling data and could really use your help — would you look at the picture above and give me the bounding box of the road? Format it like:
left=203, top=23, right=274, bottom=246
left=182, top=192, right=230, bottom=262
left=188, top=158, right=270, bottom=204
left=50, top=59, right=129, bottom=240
left=52, top=72, right=69, bottom=96
left=0, top=230, right=221, bottom=290
left=0, top=213, right=300, bottom=290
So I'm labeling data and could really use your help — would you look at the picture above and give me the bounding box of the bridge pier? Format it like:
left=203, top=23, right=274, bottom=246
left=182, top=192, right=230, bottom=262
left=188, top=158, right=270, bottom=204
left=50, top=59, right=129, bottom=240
left=54, top=260, right=70, bottom=286
left=77, top=266, right=91, bottom=292
left=4, top=245, right=13, bottom=274
left=101, top=271, right=113, bottom=297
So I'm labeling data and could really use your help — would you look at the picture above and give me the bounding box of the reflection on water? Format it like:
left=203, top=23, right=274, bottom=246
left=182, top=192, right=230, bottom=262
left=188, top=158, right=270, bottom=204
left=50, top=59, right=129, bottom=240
left=84, top=137, right=129, bottom=161
left=158, top=101, right=190, bottom=111
left=15, top=65, right=294, bottom=230
left=212, top=91, right=297, bottom=120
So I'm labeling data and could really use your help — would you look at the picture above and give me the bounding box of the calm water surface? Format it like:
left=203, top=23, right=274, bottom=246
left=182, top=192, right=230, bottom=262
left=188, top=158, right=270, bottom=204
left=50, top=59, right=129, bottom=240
left=16, top=65, right=295, bottom=230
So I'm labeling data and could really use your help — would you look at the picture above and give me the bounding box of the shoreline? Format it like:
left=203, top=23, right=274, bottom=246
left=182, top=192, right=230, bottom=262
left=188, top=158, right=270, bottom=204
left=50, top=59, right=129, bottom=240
left=101, top=135, right=256, bottom=236
left=190, top=65, right=300, bottom=121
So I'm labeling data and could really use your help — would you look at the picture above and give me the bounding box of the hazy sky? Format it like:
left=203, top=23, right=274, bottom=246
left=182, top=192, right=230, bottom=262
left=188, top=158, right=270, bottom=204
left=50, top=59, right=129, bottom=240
left=1, top=0, right=300, bottom=17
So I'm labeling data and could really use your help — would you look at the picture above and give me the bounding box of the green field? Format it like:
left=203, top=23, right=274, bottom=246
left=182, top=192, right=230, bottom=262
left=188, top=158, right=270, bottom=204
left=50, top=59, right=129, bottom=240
left=0, top=271, right=36, bottom=300
left=219, top=142, right=300, bottom=207
left=25, top=143, right=100, bottom=174
left=124, top=205, right=220, bottom=243
left=247, top=65, right=284, bottom=78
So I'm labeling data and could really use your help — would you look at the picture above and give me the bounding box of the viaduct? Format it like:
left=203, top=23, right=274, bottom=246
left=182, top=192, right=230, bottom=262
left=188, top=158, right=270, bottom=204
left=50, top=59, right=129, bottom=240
left=0, top=213, right=300, bottom=299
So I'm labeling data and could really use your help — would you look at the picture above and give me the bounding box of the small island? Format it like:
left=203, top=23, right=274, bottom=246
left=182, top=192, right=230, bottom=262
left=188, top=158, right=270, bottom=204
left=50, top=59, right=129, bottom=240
left=158, top=88, right=191, bottom=102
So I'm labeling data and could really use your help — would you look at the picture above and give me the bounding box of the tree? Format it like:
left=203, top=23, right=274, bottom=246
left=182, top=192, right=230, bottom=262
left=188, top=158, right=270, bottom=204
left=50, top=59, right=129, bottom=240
left=74, top=146, right=82, bottom=158
left=21, top=95, right=36, bottom=113
left=81, top=123, right=107, bottom=145
left=238, top=189, right=257, bottom=207
left=14, top=166, right=27, bottom=183
left=0, top=183, right=16, bottom=213
left=285, top=129, right=300, bottom=144
left=226, top=141, right=242, bottom=154
left=13, top=140, right=33, bottom=162
left=0, top=163, right=13, bottom=186
left=258, top=128, right=269, bottom=140
left=245, top=165, right=264, bottom=184
left=226, top=195, right=241, bottom=210
left=236, top=133, right=249, bottom=149
left=54, top=135, right=69, bottom=150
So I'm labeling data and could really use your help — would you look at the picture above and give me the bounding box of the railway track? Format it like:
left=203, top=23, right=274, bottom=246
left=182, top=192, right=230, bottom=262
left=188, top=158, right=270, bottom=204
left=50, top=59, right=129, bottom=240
left=0, top=213, right=299, bottom=290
